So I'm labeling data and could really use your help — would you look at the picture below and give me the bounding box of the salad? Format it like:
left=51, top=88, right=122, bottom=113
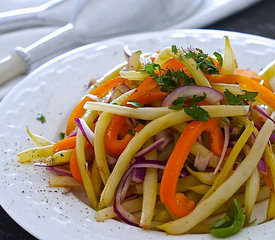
left=17, top=37, right=275, bottom=238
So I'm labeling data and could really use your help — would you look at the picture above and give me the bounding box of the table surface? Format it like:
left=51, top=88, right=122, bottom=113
left=0, top=0, right=274, bottom=239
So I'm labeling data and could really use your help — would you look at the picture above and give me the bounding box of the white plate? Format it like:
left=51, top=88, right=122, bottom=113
left=0, top=29, right=275, bottom=240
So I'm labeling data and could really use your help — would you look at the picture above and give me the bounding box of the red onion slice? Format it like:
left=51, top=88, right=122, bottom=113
left=161, top=85, right=224, bottom=107
left=75, top=118, right=94, bottom=147
left=34, top=163, right=73, bottom=177
left=131, top=168, right=146, bottom=183
left=194, top=152, right=214, bottom=171
left=214, top=122, right=230, bottom=175
left=124, top=45, right=132, bottom=59
left=134, top=138, right=164, bottom=158
left=253, top=106, right=275, bottom=124
left=155, top=130, right=174, bottom=151
left=258, top=158, right=267, bottom=175
left=114, top=159, right=189, bottom=227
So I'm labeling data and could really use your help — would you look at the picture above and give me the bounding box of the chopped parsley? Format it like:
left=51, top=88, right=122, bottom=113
left=142, top=62, right=195, bottom=92
left=136, top=119, right=147, bottom=125
left=213, top=52, right=223, bottom=67
left=127, top=129, right=136, bottom=136
left=185, top=48, right=220, bottom=75
left=171, top=45, right=178, bottom=54
left=36, top=112, right=46, bottom=123
left=169, top=93, right=210, bottom=121
left=224, top=89, right=258, bottom=105
left=59, top=132, right=65, bottom=140
left=126, top=99, right=144, bottom=108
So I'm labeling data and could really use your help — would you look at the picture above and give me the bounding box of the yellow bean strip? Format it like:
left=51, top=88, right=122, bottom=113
left=245, top=167, right=260, bottom=224
left=94, top=89, right=135, bottom=185
left=157, top=119, right=274, bottom=234
left=76, top=129, right=98, bottom=209
left=95, top=198, right=143, bottom=222
left=120, top=70, right=149, bottom=81
left=52, top=149, right=73, bottom=164
left=99, top=106, right=249, bottom=209
left=140, top=139, right=158, bottom=229
left=201, top=123, right=254, bottom=201
left=26, top=126, right=54, bottom=146
left=17, top=145, right=54, bottom=163
left=84, top=102, right=250, bottom=121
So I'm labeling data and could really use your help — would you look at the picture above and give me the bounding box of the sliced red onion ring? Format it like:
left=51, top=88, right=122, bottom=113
left=194, top=152, right=214, bottom=171
left=214, top=122, right=230, bottom=175
left=131, top=168, right=146, bottom=183
left=114, top=159, right=189, bottom=227
left=109, top=84, right=130, bottom=102
left=253, top=106, right=275, bottom=124
left=258, top=158, right=267, bottom=175
left=124, top=45, right=132, bottom=59
left=67, top=131, right=77, bottom=138
left=34, top=163, right=72, bottom=177
left=75, top=118, right=94, bottom=147
left=254, top=124, right=275, bottom=141
left=134, top=138, right=164, bottom=158
left=155, top=130, right=174, bottom=151
left=161, top=85, right=224, bottom=107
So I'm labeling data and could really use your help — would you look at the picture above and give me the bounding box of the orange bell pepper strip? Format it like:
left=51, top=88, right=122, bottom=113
left=52, top=136, right=76, bottom=153
left=160, top=118, right=224, bottom=217
left=69, top=148, right=83, bottom=184
left=66, top=77, right=129, bottom=135
left=104, top=77, right=159, bottom=156
left=235, top=69, right=263, bottom=83
left=135, top=90, right=168, bottom=105
left=210, top=74, right=275, bottom=109
left=105, top=119, right=143, bottom=156
left=155, top=57, right=192, bottom=78
left=70, top=141, right=95, bottom=184
left=122, top=76, right=158, bottom=104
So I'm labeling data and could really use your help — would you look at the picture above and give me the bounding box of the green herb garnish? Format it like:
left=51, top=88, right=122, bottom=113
left=169, top=93, right=210, bottom=121
left=127, top=129, right=136, bottom=136
left=59, top=132, right=65, bottom=140
left=171, top=45, right=178, bottom=54
left=36, top=113, right=46, bottom=123
left=214, top=52, right=223, bottom=67
left=136, top=119, right=147, bottom=125
left=185, top=48, right=220, bottom=75
left=142, top=62, right=195, bottom=92
left=126, top=99, right=144, bottom=108
left=169, top=97, right=188, bottom=110
left=210, top=199, right=245, bottom=238
left=224, top=89, right=258, bottom=105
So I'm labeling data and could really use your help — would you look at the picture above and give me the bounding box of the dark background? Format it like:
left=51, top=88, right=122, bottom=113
left=0, top=0, right=274, bottom=239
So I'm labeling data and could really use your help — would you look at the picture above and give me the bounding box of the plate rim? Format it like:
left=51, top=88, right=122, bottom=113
left=1, top=28, right=275, bottom=240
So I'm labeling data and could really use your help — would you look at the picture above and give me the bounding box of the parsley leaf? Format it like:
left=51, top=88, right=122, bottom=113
left=213, top=52, right=223, bottom=67
left=186, top=94, right=210, bottom=121
left=224, top=89, right=258, bottom=105
left=142, top=62, right=195, bottom=92
left=169, top=94, right=210, bottom=121
left=224, top=89, right=243, bottom=105
left=185, top=106, right=210, bottom=122
left=185, top=48, right=220, bottom=75
left=36, top=112, right=46, bottom=123
left=59, top=132, right=65, bottom=140
left=126, top=100, right=144, bottom=108
left=136, top=119, right=147, bottom=125
left=210, top=199, right=244, bottom=238
left=171, top=45, right=178, bottom=54
left=169, top=97, right=188, bottom=110
left=127, top=129, right=136, bottom=136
